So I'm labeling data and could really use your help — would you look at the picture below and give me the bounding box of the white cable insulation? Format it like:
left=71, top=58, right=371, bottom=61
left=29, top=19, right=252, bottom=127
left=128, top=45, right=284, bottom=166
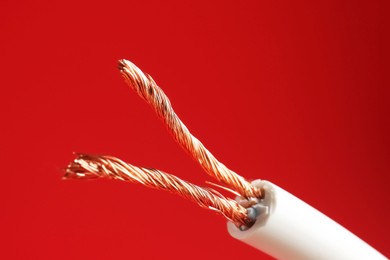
left=227, top=180, right=386, bottom=260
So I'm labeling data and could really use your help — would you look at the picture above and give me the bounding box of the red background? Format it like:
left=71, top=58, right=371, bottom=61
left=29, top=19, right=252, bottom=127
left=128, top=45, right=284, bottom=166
left=1, top=0, right=389, bottom=259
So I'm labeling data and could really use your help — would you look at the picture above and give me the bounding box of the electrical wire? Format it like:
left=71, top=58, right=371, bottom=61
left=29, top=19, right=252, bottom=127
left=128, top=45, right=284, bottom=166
left=64, top=59, right=386, bottom=260
left=65, top=153, right=252, bottom=227
left=118, top=59, right=261, bottom=199
left=65, top=59, right=262, bottom=229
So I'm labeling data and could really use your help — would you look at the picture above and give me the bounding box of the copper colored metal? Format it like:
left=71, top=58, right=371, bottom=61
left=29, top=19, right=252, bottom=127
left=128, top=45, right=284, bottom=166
left=65, top=154, right=251, bottom=226
left=118, top=59, right=261, bottom=199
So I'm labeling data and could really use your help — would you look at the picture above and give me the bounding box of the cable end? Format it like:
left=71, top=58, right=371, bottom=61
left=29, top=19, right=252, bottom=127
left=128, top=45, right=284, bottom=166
left=117, top=59, right=127, bottom=71
left=63, top=154, right=102, bottom=180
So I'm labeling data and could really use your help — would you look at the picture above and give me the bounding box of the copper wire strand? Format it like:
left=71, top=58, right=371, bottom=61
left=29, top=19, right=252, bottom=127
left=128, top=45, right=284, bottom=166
left=64, top=154, right=251, bottom=226
left=118, top=59, right=261, bottom=199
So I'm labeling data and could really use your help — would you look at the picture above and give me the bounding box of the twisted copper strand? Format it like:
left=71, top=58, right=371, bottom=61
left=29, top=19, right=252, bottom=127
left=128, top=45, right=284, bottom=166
left=118, top=59, right=261, bottom=198
left=65, top=154, right=250, bottom=226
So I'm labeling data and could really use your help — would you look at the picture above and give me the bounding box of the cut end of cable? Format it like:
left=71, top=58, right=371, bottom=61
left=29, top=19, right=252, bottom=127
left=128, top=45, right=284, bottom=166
left=117, top=59, right=140, bottom=78
left=117, top=59, right=132, bottom=81
left=64, top=154, right=103, bottom=180
left=117, top=59, right=153, bottom=99
left=117, top=59, right=127, bottom=71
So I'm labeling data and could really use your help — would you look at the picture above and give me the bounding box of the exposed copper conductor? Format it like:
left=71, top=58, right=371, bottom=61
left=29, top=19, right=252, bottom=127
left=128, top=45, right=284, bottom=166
left=65, top=59, right=263, bottom=229
left=118, top=59, right=261, bottom=199
left=65, top=154, right=252, bottom=227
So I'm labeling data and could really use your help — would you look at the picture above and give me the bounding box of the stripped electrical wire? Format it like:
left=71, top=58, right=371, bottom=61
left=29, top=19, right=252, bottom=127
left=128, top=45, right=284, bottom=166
left=65, top=154, right=255, bottom=227
left=65, top=59, right=263, bottom=229
left=118, top=59, right=261, bottom=199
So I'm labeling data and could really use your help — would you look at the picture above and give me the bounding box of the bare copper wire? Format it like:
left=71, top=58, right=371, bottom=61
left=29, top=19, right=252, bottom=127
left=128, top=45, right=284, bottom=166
left=118, top=59, right=261, bottom=198
left=65, top=154, right=251, bottom=227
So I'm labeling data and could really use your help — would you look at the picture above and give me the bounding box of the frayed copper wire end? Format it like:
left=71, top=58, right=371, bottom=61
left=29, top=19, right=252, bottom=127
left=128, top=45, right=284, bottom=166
left=65, top=154, right=252, bottom=227
left=118, top=59, right=261, bottom=199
